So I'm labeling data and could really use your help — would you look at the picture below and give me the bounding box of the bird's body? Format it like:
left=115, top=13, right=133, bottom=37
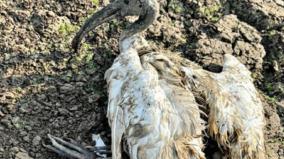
left=105, top=36, right=205, bottom=159
left=182, top=54, right=265, bottom=159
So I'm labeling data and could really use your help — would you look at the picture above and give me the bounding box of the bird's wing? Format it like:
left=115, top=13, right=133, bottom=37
left=105, top=49, right=144, bottom=159
left=159, top=79, right=206, bottom=159
left=141, top=52, right=205, bottom=159
left=183, top=54, right=266, bottom=158
left=105, top=66, right=127, bottom=159
left=218, top=55, right=266, bottom=158
left=182, top=65, right=236, bottom=145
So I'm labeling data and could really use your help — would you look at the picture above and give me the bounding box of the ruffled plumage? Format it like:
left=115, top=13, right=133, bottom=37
left=105, top=36, right=205, bottom=159
left=182, top=54, right=266, bottom=159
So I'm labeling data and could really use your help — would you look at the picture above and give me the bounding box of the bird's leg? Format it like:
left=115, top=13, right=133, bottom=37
left=44, top=134, right=111, bottom=159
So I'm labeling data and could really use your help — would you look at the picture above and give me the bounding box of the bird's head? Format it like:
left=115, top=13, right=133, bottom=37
left=72, top=0, right=159, bottom=52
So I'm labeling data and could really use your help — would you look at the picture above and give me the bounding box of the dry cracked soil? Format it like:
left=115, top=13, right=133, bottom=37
left=0, top=0, right=283, bottom=159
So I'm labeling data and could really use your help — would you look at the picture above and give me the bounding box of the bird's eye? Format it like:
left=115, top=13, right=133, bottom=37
left=192, top=75, right=197, bottom=79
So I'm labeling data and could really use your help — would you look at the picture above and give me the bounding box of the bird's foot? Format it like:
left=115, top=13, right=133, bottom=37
left=44, top=134, right=111, bottom=159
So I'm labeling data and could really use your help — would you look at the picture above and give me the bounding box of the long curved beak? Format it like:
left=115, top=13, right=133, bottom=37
left=72, top=0, right=159, bottom=52
left=72, top=2, right=121, bottom=51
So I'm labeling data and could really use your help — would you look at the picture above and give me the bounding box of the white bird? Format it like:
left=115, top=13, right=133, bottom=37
left=45, top=0, right=205, bottom=158
left=45, top=0, right=266, bottom=158
left=105, top=36, right=205, bottom=159
left=182, top=54, right=266, bottom=159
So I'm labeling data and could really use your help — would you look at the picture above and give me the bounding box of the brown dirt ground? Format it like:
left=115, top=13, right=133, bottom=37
left=0, top=0, right=283, bottom=158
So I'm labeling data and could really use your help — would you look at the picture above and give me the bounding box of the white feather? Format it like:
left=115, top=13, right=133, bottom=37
left=182, top=54, right=266, bottom=159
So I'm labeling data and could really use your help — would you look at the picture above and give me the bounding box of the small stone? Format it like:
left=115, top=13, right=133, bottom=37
left=6, top=104, right=16, bottom=113
left=9, top=138, right=19, bottom=146
left=24, top=125, right=32, bottom=131
left=277, top=100, right=284, bottom=110
left=273, top=60, right=279, bottom=72
left=4, top=53, right=10, bottom=60
left=11, top=117, right=21, bottom=128
left=23, top=135, right=30, bottom=142
left=32, top=136, right=41, bottom=146
left=0, top=116, right=12, bottom=128
left=76, top=82, right=84, bottom=87
left=18, top=148, right=27, bottom=153
left=60, top=84, right=75, bottom=93
left=47, top=11, right=56, bottom=17
left=48, top=85, right=57, bottom=93
left=34, top=153, right=41, bottom=158
left=19, top=130, right=27, bottom=136
left=19, top=105, right=29, bottom=113
left=55, top=102, right=61, bottom=107
left=10, top=147, right=19, bottom=153
left=0, top=110, right=5, bottom=117
left=37, top=94, right=46, bottom=100
left=15, top=151, right=33, bottom=159
left=69, top=105, right=79, bottom=111
left=88, top=94, right=101, bottom=103
left=58, top=108, right=69, bottom=115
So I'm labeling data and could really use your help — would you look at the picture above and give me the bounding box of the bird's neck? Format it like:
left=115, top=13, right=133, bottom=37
left=119, top=37, right=137, bottom=54
left=119, top=33, right=147, bottom=54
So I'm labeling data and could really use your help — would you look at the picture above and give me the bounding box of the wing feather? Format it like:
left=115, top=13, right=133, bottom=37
left=182, top=54, right=265, bottom=159
left=105, top=48, right=143, bottom=159
left=141, top=52, right=205, bottom=159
